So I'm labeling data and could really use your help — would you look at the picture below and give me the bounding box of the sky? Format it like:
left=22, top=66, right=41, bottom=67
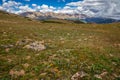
left=0, top=0, right=120, bottom=20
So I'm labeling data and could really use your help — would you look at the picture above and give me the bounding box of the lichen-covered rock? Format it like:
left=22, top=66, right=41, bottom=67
left=24, top=41, right=46, bottom=51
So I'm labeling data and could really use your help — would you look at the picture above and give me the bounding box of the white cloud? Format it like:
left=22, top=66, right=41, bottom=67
left=67, top=1, right=82, bottom=6
left=0, top=0, right=56, bottom=14
left=63, top=6, right=71, bottom=9
left=35, top=6, right=41, bottom=10
left=0, top=0, right=36, bottom=13
left=19, top=5, right=35, bottom=12
left=32, top=4, right=37, bottom=7
left=40, top=5, right=56, bottom=13
left=55, top=9, right=74, bottom=14
left=40, top=9, right=53, bottom=13
left=66, top=0, right=120, bottom=19
left=32, top=4, right=41, bottom=11
left=41, top=4, right=48, bottom=9
left=0, top=1, right=22, bottom=13
left=50, top=6, right=56, bottom=10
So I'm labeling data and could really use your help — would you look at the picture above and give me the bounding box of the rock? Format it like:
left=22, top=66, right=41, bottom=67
left=5, top=48, right=10, bottom=52
left=81, top=33, right=85, bottom=36
left=35, top=53, right=40, bottom=56
left=7, top=59, right=12, bottom=63
left=60, top=37, right=65, bottom=41
left=25, top=56, right=31, bottom=60
left=109, top=54, right=114, bottom=57
left=94, top=71, right=108, bottom=79
left=16, top=39, right=32, bottom=45
left=113, top=73, right=120, bottom=79
left=114, top=43, right=120, bottom=47
left=22, top=63, right=30, bottom=68
left=39, top=73, right=47, bottom=77
left=84, top=38, right=88, bottom=41
left=100, top=71, right=108, bottom=77
left=67, top=33, right=70, bottom=36
left=112, top=62, right=117, bottom=65
left=89, top=36, right=93, bottom=39
left=71, top=71, right=87, bottom=80
left=94, top=74, right=102, bottom=79
left=9, top=69, right=25, bottom=77
left=24, top=41, right=46, bottom=51
left=1, top=44, right=14, bottom=48
left=78, top=39, right=82, bottom=42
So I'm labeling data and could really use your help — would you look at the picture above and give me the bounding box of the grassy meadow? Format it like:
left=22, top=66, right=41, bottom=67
left=0, top=11, right=120, bottom=80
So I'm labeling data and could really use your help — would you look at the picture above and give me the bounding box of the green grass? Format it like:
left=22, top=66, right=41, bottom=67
left=0, top=11, right=120, bottom=80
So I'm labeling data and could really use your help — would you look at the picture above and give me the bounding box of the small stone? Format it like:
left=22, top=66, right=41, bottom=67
left=22, top=63, right=29, bottom=68
left=100, top=71, right=108, bottom=77
left=94, top=74, right=102, bottom=79
left=5, top=48, right=10, bottom=52
left=109, top=54, right=113, bottom=57
left=89, top=36, right=93, bottom=38
left=8, top=59, right=12, bottom=63
left=52, top=68, right=59, bottom=72
left=81, top=33, right=85, bottom=36
left=113, top=73, right=119, bottom=78
left=71, top=71, right=87, bottom=80
left=114, top=43, right=120, bottom=47
left=112, top=62, right=117, bottom=65
left=9, top=69, right=25, bottom=77
left=26, top=56, right=31, bottom=60
left=67, top=33, right=70, bottom=36
left=60, top=37, right=64, bottom=41
left=1, top=44, right=14, bottom=48
left=9, top=70, right=14, bottom=77
left=18, top=70, right=25, bottom=76
left=40, top=73, right=47, bottom=77
left=24, top=41, right=46, bottom=51
left=78, top=39, right=82, bottom=41
left=3, top=32, right=6, bottom=34
left=35, top=54, right=40, bottom=56
left=84, top=38, right=88, bottom=41
left=61, top=41, right=65, bottom=44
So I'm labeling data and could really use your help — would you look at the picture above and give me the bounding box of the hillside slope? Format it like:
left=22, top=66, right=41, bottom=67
left=0, top=11, right=120, bottom=80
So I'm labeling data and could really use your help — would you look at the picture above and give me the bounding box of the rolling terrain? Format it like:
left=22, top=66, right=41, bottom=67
left=0, top=11, right=120, bottom=80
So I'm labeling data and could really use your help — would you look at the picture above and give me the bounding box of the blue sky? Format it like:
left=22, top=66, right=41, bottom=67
left=0, top=0, right=120, bottom=20
left=0, top=0, right=82, bottom=8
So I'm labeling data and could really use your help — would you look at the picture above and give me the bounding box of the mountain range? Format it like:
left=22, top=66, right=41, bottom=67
left=20, top=12, right=86, bottom=20
left=20, top=12, right=120, bottom=24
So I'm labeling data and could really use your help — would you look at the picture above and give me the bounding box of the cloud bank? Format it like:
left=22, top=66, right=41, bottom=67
left=66, top=0, right=120, bottom=19
left=0, top=0, right=120, bottom=19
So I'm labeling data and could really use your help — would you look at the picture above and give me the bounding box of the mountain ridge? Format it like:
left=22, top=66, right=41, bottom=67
left=20, top=11, right=120, bottom=24
left=20, top=12, right=87, bottom=20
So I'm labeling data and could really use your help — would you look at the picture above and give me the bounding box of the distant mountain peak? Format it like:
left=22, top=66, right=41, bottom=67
left=20, top=12, right=87, bottom=20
